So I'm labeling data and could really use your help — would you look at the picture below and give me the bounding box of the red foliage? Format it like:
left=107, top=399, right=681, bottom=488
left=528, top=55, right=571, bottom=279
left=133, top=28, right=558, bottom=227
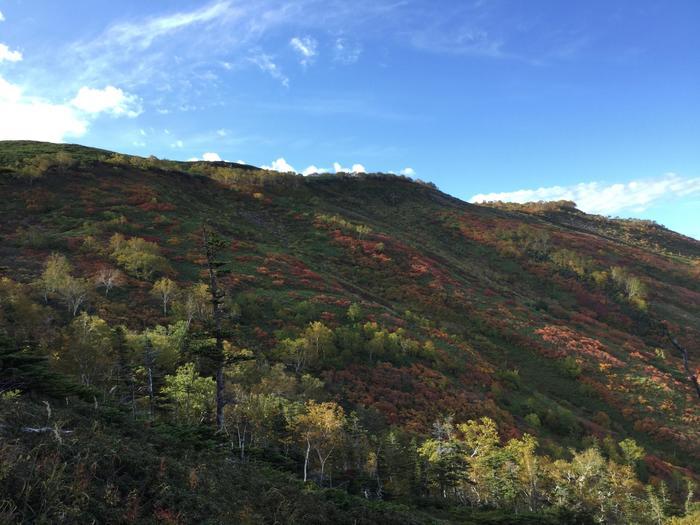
left=326, top=363, right=481, bottom=432
left=535, top=325, right=624, bottom=367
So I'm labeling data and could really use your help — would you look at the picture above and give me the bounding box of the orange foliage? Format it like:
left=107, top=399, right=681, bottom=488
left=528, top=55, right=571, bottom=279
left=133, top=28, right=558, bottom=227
left=535, top=325, right=624, bottom=367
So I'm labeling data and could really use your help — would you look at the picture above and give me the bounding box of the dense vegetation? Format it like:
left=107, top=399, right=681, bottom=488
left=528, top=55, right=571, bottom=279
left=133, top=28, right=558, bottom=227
left=1, top=141, right=699, bottom=524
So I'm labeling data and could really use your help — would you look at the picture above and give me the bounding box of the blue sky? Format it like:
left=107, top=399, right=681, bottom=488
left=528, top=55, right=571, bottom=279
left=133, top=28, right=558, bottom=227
left=1, top=1, right=699, bottom=238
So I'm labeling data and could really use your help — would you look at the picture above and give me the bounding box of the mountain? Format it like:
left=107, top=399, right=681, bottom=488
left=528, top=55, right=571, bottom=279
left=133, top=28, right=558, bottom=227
left=1, top=141, right=699, bottom=524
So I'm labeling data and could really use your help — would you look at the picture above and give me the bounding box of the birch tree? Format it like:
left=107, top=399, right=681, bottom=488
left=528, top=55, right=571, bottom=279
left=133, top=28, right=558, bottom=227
left=292, top=400, right=346, bottom=484
left=151, top=277, right=178, bottom=315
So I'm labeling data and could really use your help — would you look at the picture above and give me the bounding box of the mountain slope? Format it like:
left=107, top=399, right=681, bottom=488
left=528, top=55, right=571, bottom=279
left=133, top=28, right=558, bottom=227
left=1, top=141, right=699, bottom=523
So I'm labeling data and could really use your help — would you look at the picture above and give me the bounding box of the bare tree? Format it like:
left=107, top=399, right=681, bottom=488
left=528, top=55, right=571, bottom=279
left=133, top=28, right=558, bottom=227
left=95, top=267, right=124, bottom=296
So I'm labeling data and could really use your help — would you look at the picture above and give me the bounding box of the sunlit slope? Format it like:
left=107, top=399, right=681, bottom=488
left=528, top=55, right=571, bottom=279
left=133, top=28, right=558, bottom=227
left=1, top=140, right=699, bottom=475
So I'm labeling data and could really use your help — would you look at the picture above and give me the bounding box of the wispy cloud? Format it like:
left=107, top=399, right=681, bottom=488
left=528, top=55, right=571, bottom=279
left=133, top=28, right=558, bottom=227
left=290, top=36, right=318, bottom=66
left=411, top=25, right=505, bottom=58
left=62, top=0, right=247, bottom=91
left=333, top=38, right=362, bottom=64
left=0, top=10, right=5, bottom=22
left=249, top=52, right=289, bottom=87
left=406, top=1, right=507, bottom=59
left=470, top=174, right=700, bottom=215
left=404, top=0, right=593, bottom=64
left=100, top=1, right=234, bottom=51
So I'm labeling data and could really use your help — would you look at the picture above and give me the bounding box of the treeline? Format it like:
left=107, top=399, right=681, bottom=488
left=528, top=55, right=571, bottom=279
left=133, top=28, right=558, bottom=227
left=0, top=147, right=435, bottom=191
left=481, top=200, right=579, bottom=213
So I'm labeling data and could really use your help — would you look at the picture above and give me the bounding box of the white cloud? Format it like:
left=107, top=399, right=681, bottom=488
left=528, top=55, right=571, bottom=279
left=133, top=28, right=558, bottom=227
left=0, top=77, right=143, bottom=142
left=0, top=76, right=87, bottom=142
left=171, top=140, right=184, bottom=148
left=263, top=157, right=296, bottom=173
left=0, top=77, right=21, bottom=100
left=302, top=165, right=328, bottom=176
left=290, top=36, right=318, bottom=66
left=186, top=152, right=222, bottom=161
left=249, top=53, right=289, bottom=87
left=469, top=173, right=700, bottom=215
left=203, top=152, right=222, bottom=161
left=0, top=43, right=22, bottom=62
left=0, top=10, right=5, bottom=22
left=400, top=167, right=415, bottom=176
left=71, top=86, right=142, bottom=117
left=333, top=162, right=366, bottom=174
left=216, top=128, right=227, bottom=137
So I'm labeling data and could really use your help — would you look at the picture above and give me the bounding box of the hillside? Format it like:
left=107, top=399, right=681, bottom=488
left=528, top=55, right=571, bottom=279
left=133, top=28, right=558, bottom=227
left=1, top=141, right=699, bottom=524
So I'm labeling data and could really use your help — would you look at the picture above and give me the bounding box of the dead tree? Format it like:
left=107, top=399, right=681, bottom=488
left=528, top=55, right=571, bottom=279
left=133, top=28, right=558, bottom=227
left=665, top=327, right=700, bottom=400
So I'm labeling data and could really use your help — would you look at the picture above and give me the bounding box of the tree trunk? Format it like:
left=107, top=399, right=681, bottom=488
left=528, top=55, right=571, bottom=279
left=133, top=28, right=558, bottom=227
left=144, top=338, right=155, bottom=421
left=147, top=366, right=154, bottom=420
left=215, top=364, right=225, bottom=431
left=304, top=439, right=311, bottom=482
left=237, top=423, right=247, bottom=461
left=203, top=226, right=227, bottom=432
left=318, top=452, right=325, bottom=485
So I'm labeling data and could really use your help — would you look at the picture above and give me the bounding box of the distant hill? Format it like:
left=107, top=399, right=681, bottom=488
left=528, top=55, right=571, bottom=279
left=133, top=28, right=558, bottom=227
left=1, top=141, right=699, bottom=524
left=483, top=199, right=700, bottom=258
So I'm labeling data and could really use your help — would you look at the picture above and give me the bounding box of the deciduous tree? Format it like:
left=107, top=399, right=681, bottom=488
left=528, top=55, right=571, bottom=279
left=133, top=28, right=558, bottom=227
left=291, top=400, right=346, bottom=483
left=161, top=362, right=216, bottom=425
left=94, top=266, right=124, bottom=296
left=151, top=277, right=178, bottom=315
left=38, top=253, right=71, bottom=302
